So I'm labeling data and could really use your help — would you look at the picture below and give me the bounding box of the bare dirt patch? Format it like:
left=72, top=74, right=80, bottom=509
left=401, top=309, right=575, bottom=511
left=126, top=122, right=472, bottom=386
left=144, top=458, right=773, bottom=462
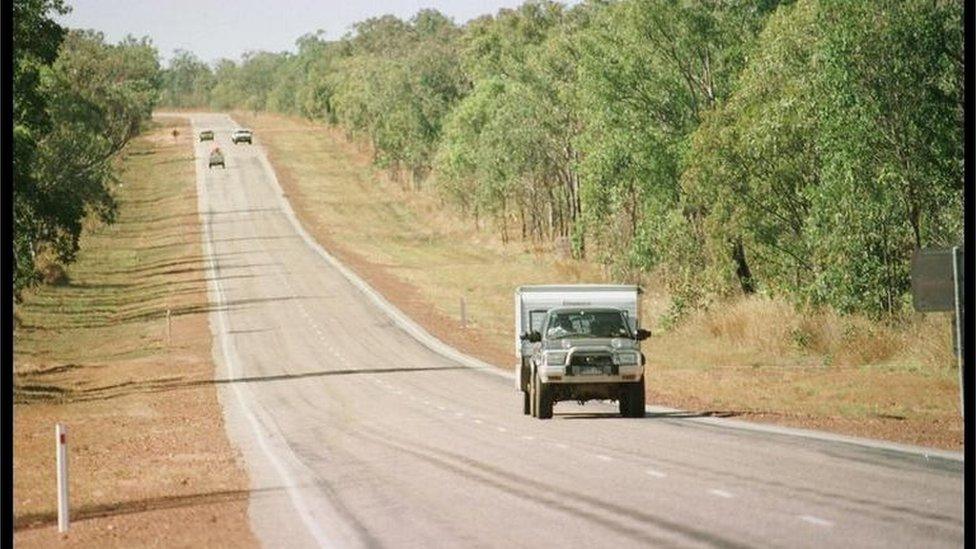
left=234, top=111, right=962, bottom=451
left=13, top=117, right=258, bottom=547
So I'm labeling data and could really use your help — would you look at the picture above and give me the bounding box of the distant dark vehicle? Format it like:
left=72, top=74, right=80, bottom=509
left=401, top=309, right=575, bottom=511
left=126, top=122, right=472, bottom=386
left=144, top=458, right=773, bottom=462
left=199, top=130, right=214, bottom=141
left=231, top=129, right=252, bottom=144
left=209, top=148, right=225, bottom=169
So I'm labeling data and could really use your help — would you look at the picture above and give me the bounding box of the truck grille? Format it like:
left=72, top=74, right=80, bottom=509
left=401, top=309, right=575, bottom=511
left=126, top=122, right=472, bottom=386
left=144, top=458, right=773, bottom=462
left=567, top=353, right=617, bottom=375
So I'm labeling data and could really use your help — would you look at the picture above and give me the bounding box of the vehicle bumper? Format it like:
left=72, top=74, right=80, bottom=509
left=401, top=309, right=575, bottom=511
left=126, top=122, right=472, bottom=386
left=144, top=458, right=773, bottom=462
left=539, top=364, right=642, bottom=384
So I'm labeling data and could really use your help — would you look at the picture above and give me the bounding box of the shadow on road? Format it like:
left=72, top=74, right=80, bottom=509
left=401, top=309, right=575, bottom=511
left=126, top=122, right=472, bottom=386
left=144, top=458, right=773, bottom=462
left=556, top=410, right=744, bottom=420
left=14, top=365, right=471, bottom=405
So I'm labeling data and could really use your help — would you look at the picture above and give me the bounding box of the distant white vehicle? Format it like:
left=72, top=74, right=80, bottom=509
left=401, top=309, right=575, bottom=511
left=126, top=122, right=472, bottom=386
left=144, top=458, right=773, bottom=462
left=515, top=285, right=649, bottom=419
left=231, top=129, right=253, bottom=144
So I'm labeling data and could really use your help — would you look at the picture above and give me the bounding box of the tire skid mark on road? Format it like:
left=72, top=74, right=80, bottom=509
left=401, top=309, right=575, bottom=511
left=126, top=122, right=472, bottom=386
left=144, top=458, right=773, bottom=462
left=521, top=430, right=960, bottom=530
left=363, top=350, right=959, bottom=534
left=358, top=373, right=691, bottom=488
left=348, top=422, right=754, bottom=549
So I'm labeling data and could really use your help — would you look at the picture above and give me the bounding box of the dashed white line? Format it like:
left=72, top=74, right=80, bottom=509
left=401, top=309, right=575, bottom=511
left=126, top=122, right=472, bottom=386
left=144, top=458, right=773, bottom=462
left=800, top=515, right=834, bottom=527
left=473, top=419, right=484, bottom=424
left=521, top=435, right=535, bottom=441
left=552, top=442, right=569, bottom=450
left=595, top=454, right=612, bottom=462
left=645, top=469, right=667, bottom=478
left=709, top=489, right=734, bottom=499
left=496, top=427, right=508, bottom=433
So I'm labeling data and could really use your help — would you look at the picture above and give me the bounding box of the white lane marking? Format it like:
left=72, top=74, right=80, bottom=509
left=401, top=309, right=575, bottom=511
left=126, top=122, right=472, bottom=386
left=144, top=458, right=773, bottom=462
left=595, top=454, right=612, bottom=462
left=552, top=442, right=569, bottom=450
left=646, top=469, right=667, bottom=478
left=709, top=489, right=734, bottom=499
left=423, top=400, right=431, bottom=405
left=437, top=406, right=446, bottom=411
left=496, top=427, right=508, bottom=433
left=521, top=435, right=535, bottom=441
left=473, top=419, right=483, bottom=424
left=800, top=515, right=834, bottom=527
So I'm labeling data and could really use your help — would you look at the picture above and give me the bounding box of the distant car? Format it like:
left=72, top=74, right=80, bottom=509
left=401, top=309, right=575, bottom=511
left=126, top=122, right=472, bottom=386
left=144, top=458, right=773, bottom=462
left=231, top=129, right=253, bottom=144
left=199, top=130, right=214, bottom=141
left=208, top=148, right=225, bottom=169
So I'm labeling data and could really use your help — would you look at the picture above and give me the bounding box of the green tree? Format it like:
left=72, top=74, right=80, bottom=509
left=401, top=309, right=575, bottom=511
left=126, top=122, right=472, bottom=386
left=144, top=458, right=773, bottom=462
left=576, top=0, right=782, bottom=283
left=159, top=49, right=214, bottom=107
left=809, top=0, right=963, bottom=314
left=13, top=19, right=161, bottom=296
left=681, top=0, right=820, bottom=300
left=13, top=0, right=69, bottom=294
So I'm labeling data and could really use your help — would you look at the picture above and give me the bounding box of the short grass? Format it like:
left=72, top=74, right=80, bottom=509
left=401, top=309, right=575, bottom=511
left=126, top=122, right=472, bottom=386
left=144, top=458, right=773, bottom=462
left=234, top=111, right=962, bottom=449
left=14, top=123, right=203, bottom=374
left=12, top=118, right=255, bottom=546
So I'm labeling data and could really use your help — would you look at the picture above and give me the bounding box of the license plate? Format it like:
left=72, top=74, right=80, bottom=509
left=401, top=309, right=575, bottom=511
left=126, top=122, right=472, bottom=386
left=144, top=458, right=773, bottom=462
left=578, top=366, right=603, bottom=375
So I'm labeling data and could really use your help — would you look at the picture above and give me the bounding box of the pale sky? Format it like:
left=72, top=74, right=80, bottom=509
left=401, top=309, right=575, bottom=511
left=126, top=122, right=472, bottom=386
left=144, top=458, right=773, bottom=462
left=55, top=0, right=559, bottom=66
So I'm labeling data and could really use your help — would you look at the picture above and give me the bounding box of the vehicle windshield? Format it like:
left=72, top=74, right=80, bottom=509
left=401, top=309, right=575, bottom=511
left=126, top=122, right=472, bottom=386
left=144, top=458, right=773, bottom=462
left=545, top=310, right=631, bottom=340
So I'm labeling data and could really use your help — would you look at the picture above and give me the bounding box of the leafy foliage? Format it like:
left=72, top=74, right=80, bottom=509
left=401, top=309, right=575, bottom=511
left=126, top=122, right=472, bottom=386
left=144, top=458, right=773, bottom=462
left=153, top=0, right=963, bottom=317
left=13, top=1, right=161, bottom=297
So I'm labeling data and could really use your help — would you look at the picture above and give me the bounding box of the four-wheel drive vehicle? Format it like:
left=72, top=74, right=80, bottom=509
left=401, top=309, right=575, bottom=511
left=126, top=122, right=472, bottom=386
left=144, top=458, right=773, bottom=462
left=231, top=129, right=253, bottom=144
left=199, top=130, right=214, bottom=141
left=515, top=285, right=650, bottom=419
left=208, top=148, right=225, bottom=169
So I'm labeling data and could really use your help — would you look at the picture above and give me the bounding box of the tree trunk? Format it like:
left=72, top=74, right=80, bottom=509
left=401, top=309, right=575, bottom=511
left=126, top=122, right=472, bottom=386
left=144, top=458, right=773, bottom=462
left=731, top=237, right=755, bottom=294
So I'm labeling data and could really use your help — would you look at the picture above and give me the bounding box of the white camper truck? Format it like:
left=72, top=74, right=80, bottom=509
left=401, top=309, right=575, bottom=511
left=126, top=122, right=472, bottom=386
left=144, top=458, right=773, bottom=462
left=515, top=285, right=649, bottom=419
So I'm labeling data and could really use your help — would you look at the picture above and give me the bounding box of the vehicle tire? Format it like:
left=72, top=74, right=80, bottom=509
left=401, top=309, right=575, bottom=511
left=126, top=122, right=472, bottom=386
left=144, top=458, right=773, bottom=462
left=534, top=371, right=553, bottom=420
left=529, top=370, right=537, bottom=417
left=618, top=391, right=629, bottom=416
left=522, top=389, right=531, bottom=415
left=620, top=378, right=646, bottom=418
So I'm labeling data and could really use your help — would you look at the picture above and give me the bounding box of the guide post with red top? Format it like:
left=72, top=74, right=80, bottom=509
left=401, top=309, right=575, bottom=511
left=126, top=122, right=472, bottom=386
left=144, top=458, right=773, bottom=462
left=56, top=423, right=69, bottom=533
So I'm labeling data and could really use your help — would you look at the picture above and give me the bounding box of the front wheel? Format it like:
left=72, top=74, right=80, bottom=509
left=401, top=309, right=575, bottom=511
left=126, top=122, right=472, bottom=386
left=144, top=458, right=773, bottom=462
left=619, top=377, right=646, bottom=418
left=534, top=372, right=553, bottom=420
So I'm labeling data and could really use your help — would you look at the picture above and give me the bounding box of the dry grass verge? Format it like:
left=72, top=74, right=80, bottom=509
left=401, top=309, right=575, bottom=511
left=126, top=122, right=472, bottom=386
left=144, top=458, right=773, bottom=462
left=234, top=111, right=962, bottom=450
left=12, top=117, right=258, bottom=546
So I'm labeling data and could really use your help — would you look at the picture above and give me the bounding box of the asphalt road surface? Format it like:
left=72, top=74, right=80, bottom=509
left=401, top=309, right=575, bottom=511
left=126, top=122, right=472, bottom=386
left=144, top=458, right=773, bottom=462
left=185, top=113, right=964, bottom=548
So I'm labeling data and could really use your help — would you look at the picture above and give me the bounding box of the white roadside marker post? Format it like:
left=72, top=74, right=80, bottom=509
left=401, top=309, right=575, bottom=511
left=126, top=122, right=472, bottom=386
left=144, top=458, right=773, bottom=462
left=56, top=423, right=69, bottom=533
left=952, top=246, right=964, bottom=418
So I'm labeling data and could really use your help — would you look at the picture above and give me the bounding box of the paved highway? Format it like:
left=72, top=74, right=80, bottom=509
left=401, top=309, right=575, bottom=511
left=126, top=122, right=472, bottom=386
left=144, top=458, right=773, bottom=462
left=184, top=112, right=963, bottom=548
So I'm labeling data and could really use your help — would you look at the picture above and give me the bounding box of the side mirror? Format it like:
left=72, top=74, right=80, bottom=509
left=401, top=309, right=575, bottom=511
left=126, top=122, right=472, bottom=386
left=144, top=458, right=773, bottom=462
left=527, top=331, right=542, bottom=343
left=635, top=328, right=651, bottom=341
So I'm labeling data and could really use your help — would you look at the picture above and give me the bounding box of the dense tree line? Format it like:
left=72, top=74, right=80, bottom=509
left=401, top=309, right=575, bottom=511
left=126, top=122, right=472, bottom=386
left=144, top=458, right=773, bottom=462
left=13, top=0, right=162, bottom=297
left=158, top=0, right=963, bottom=317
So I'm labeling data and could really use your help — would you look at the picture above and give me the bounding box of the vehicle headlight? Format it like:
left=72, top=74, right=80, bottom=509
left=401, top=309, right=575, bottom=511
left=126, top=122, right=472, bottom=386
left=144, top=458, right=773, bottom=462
left=615, top=353, right=639, bottom=365
left=544, top=351, right=568, bottom=366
